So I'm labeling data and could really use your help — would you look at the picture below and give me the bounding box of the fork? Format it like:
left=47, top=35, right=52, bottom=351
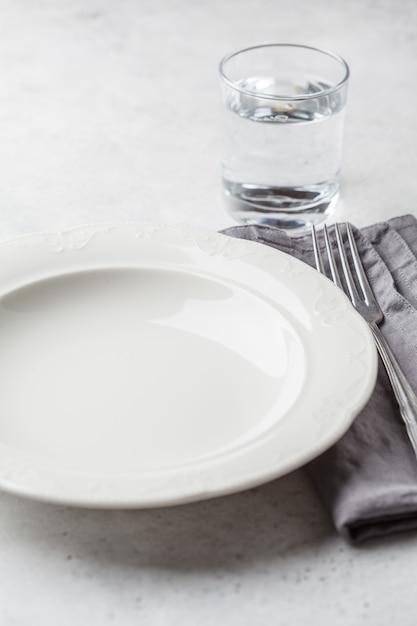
left=312, top=222, right=417, bottom=457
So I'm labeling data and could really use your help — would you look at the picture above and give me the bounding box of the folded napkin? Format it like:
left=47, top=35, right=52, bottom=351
left=222, top=214, right=417, bottom=543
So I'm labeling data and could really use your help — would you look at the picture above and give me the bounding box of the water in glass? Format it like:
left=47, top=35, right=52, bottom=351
left=222, top=75, right=346, bottom=231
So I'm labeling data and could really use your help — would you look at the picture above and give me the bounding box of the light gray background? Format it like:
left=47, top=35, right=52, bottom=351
left=0, top=1, right=416, bottom=624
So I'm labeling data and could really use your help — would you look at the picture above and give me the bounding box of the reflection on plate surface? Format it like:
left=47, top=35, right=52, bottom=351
left=0, top=223, right=377, bottom=507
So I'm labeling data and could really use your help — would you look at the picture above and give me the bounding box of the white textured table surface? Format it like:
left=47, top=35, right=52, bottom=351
left=0, top=1, right=417, bottom=624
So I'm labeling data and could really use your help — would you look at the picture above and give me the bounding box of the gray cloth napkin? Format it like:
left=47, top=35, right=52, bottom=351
left=222, top=214, right=417, bottom=543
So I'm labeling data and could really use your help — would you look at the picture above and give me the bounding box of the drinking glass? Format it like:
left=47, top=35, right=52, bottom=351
left=219, top=44, right=349, bottom=232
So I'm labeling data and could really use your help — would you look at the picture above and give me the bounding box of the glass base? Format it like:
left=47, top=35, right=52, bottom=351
left=223, top=181, right=339, bottom=234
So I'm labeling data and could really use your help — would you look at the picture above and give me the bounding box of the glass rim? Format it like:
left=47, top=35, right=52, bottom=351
left=219, top=43, right=350, bottom=101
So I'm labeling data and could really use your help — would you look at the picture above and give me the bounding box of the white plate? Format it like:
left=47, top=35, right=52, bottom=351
left=0, top=223, right=377, bottom=507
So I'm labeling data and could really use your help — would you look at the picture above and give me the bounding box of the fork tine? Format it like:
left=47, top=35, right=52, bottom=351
left=323, top=225, right=343, bottom=289
left=311, top=225, right=324, bottom=273
left=334, top=223, right=361, bottom=306
left=346, top=222, right=375, bottom=306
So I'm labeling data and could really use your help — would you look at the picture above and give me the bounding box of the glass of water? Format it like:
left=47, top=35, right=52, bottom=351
left=219, top=44, right=349, bottom=232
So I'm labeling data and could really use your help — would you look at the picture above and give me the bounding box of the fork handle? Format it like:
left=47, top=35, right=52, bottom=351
left=370, top=322, right=417, bottom=455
